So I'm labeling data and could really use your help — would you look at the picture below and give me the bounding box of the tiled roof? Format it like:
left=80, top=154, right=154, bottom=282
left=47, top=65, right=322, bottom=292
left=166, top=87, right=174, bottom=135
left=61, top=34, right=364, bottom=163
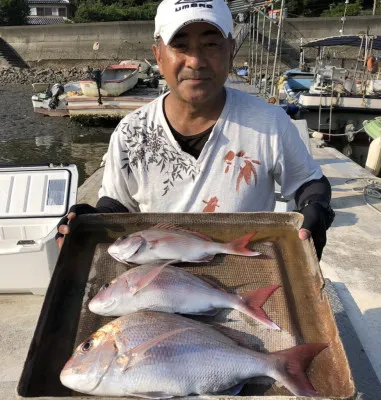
left=27, top=0, right=69, bottom=4
left=26, top=16, right=67, bottom=25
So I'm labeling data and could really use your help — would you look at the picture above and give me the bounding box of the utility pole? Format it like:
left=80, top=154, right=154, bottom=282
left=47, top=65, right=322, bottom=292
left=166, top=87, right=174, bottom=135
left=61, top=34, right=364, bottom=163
left=373, top=0, right=377, bottom=15
left=340, top=0, right=349, bottom=35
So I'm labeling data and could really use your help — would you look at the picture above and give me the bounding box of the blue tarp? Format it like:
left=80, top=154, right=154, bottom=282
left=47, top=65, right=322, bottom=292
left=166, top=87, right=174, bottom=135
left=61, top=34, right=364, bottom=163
left=302, top=35, right=381, bottom=50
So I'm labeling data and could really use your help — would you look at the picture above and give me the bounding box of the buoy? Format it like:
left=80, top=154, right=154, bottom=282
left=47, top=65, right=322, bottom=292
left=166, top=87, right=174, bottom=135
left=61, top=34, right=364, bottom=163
left=366, top=56, right=378, bottom=73
left=311, top=131, right=324, bottom=140
left=365, top=137, right=381, bottom=176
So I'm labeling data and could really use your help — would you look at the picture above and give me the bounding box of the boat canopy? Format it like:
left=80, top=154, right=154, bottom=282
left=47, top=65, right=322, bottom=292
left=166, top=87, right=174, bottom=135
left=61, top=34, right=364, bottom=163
left=301, top=35, right=381, bottom=50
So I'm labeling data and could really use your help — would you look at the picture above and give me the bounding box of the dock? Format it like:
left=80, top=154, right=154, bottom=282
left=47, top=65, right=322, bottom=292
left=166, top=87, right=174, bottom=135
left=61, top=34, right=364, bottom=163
left=1, top=139, right=381, bottom=399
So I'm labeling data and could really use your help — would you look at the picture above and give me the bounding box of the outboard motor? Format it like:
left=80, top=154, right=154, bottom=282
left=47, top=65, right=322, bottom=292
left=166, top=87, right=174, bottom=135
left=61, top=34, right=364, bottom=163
left=87, top=67, right=103, bottom=105
left=48, top=83, right=65, bottom=109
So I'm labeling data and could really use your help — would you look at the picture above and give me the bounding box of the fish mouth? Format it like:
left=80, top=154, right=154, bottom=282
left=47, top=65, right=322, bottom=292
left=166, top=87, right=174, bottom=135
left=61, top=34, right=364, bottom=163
left=89, top=298, right=117, bottom=316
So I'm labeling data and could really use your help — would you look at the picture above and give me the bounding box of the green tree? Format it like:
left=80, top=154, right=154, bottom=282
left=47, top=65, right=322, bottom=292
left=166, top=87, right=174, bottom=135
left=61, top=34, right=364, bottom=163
left=74, top=0, right=159, bottom=23
left=0, top=0, right=30, bottom=25
left=321, top=0, right=363, bottom=16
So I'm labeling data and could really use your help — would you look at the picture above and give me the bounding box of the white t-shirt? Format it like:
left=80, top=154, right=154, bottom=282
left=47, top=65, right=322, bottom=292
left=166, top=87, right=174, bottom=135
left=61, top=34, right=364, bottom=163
left=99, top=87, right=322, bottom=213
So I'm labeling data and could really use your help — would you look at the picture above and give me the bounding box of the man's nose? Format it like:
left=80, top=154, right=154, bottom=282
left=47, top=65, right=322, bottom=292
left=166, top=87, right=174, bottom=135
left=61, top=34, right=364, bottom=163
left=184, top=46, right=208, bottom=69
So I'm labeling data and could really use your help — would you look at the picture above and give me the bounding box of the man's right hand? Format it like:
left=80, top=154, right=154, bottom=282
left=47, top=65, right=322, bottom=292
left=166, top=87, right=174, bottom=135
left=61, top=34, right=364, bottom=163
left=55, top=204, right=98, bottom=249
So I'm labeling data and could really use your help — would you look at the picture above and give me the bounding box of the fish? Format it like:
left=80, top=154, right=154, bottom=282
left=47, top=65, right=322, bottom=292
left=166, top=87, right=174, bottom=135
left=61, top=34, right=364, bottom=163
left=60, top=311, right=329, bottom=397
left=108, top=223, right=260, bottom=264
left=89, top=263, right=281, bottom=330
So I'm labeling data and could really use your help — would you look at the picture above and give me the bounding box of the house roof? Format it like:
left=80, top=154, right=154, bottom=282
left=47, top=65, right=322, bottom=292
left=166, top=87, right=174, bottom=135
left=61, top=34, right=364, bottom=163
left=27, top=0, right=70, bottom=4
left=27, top=16, right=67, bottom=25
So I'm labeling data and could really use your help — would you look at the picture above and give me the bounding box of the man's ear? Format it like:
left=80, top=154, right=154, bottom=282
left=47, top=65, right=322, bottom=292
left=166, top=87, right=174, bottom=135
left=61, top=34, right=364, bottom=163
left=152, top=43, right=163, bottom=75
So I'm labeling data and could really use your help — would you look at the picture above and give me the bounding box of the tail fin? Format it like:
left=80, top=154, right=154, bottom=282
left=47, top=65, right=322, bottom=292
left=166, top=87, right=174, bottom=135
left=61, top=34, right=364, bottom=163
left=224, top=233, right=260, bottom=257
left=271, top=343, right=329, bottom=396
left=237, top=285, right=281, bottom=330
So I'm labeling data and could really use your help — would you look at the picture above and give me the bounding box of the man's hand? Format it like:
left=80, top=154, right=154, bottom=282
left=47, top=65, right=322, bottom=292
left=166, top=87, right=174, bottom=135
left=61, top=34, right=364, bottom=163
left=298, top=203, right=334, bottom=260
left=298, top=228, right=312, bottom=241
left=55, top=204, right=98, bottom=249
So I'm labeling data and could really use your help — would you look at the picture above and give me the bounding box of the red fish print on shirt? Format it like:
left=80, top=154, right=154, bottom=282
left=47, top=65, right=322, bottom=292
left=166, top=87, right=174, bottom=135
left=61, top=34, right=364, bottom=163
left=203, top=197, right=220, bottom=213
left=224, top=150, right=261, bottom=192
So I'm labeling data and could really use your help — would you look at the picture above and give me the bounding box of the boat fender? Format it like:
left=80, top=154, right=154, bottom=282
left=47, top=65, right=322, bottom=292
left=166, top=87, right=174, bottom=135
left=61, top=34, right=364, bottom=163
left=366, top=137, right=381, bottom=176
left=366, top=56, right=378, bottom=73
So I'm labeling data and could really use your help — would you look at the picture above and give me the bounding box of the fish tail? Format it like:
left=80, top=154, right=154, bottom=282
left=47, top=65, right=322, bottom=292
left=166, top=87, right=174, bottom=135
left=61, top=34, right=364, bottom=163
left=237, top=285, right=281, bottom=330
left=224, top=233, right=260, bottom=256
left=270, top=343, right=329, bottom=396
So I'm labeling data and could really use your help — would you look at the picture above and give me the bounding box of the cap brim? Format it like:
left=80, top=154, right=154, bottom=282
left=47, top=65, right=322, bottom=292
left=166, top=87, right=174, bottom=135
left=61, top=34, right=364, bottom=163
left=159, top=18, right=229, bottom=45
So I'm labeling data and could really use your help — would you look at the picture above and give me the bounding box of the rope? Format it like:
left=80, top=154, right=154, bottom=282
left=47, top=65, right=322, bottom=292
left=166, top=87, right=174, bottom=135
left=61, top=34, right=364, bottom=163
left=345, top=177, right=381, bottom=215
left=308, top=127, right=364, bottom=137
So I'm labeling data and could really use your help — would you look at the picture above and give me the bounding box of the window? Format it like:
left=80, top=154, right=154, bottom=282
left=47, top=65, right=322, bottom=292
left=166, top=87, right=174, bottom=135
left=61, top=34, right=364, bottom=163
left=52, top=7, right=59, bottom=16
left=36, top=7, right=44, bottom=16
left=30, top=7, right=37, bottom=16
left=44, top=7, right=53, bottom=16
left=58, top=8, right=67, bottom=17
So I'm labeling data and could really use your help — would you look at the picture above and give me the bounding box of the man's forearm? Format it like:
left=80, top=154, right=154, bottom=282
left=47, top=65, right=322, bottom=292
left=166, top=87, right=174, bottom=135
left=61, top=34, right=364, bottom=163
left=295, top=175, right=332, bottom=210
left=95, top=196, right=129, bottom=213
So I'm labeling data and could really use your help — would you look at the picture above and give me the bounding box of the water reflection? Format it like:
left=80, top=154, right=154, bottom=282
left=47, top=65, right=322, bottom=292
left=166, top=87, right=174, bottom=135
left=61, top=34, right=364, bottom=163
left=0, top=131, right=111, bottom=185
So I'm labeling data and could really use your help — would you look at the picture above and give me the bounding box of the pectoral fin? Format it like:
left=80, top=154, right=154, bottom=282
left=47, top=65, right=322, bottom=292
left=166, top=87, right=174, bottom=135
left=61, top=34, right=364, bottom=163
left=116, top=327, right=192, bottom=372
left=129, top=261, right=176, bottom=296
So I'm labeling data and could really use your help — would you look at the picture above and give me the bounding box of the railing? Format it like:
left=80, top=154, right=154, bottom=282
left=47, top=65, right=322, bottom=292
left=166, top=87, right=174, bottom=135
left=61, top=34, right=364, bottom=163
left=233, top=23, right=250, bottom=58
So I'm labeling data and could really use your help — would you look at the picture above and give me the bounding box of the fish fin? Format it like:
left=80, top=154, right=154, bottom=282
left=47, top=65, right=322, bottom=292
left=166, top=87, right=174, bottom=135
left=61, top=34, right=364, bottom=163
left=128, top=392, right=174, bottom=399
left=150, top=223, right=213, bottom=242
left=271, top=343, right=329, bottom=396
left=224, top=233, right=261, bottom=256
left=129, top=261, right=175, bottom=295
left=188, top=309, right=220, bottom=316
left=191, top=255, right=215, bottom=263
left=117, top=328, right=192, bottom=372
left=238, top=285, right=281, bottom=330
left=215, top=383, right=244, bottom=395
left=199, top=276, right=227, bottom=292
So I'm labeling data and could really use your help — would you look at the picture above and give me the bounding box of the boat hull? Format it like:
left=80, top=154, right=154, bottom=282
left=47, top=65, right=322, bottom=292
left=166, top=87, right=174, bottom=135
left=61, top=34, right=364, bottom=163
left=80, top=66, right=139, bottom=97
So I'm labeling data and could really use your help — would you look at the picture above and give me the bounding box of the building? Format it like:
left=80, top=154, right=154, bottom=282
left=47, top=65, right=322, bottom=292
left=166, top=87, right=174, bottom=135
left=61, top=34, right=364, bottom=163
left=26, top=0, right=72, bottom=25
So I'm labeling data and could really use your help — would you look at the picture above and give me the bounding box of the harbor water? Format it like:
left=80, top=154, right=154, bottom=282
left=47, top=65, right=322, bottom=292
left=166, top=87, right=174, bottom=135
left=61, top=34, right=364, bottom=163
left=0, top=84, right=114, bottom=186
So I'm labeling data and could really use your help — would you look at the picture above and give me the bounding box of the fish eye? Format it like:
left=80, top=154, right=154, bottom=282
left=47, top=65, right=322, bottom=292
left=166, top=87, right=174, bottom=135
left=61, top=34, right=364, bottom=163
left=81, top=339, right=94, bottom=352
left=101, top=283, right=110, bottom=291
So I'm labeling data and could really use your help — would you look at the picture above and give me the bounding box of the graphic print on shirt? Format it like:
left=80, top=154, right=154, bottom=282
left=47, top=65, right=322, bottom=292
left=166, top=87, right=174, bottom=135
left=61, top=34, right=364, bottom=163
left=202, top=196, right=220, bottom=212
left=224, top=150, right=261, bottom=192
left=119, top=112, right=197, bottom=196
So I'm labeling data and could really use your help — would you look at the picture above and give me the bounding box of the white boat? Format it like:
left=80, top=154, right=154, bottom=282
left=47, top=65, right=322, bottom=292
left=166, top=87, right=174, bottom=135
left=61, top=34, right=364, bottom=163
left=80, top=63, right=139, bottom=97
left=0, top=164, right=78, bottom=295
left=67, top=91, right=158, bottom=118
left=31, top=82, right=81, bottom=117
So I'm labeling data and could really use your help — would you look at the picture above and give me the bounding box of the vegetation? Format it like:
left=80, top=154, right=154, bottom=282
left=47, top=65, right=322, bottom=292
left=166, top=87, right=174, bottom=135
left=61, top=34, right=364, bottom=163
left=73, top=0, right=159, bottom=23
left=274, top=0, right=381, bottom=17
left=0, top=0, right=29, bottom=25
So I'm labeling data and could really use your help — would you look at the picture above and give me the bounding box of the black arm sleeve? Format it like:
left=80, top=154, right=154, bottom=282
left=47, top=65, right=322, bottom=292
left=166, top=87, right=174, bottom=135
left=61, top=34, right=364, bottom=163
left=295, top=175, right=332, bottom=210
left=95, top=196, right=129, bottom=213
left=294, top=175, right=334, bottom=260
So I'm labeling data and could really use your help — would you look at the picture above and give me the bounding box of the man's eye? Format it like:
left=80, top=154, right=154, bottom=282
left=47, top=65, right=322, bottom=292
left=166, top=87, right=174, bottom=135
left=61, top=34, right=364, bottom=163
left=171, top=43, right=186, bottom=50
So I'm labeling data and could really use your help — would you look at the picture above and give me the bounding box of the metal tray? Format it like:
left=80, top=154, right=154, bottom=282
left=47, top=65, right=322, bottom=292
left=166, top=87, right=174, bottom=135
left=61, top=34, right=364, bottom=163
left=17, top=213, right=355, bottom=399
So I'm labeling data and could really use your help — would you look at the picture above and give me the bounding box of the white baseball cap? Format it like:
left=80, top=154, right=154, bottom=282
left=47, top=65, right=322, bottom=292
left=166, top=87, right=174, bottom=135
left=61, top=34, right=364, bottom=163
left=154, top=0, right=234, bottom=45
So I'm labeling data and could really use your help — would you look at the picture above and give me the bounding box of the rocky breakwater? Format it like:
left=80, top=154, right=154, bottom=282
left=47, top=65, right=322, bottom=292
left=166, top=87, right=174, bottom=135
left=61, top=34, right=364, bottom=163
left=0, top=66, right=90, bottom=84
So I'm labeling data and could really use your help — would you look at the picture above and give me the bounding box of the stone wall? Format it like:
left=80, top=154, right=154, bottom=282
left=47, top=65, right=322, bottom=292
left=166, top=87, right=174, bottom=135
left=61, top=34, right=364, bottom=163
left=0, top=16, right=380, bottom=67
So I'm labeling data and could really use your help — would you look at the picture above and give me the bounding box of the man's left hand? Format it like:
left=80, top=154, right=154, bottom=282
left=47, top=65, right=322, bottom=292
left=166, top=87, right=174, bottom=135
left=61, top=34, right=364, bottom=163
left=298, top=203, right=333, bottom=260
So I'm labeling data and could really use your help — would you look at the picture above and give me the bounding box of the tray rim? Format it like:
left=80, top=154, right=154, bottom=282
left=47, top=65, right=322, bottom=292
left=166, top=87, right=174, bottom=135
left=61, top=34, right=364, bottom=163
left=17, top=212, right=355, bottom=400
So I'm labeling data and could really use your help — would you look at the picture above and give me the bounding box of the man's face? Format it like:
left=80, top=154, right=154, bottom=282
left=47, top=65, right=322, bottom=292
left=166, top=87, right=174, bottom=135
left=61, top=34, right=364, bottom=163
left=153, top=22, right=235, bottom=105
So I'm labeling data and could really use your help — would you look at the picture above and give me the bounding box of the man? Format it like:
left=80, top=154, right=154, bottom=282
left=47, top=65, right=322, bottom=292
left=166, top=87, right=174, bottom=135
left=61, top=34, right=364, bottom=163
left=57, top=0, right=334, bottom=259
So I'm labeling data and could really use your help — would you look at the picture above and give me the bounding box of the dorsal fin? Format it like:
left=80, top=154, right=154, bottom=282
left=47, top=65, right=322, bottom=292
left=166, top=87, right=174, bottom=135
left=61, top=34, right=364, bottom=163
left=150, top=223, right=213, bottom=242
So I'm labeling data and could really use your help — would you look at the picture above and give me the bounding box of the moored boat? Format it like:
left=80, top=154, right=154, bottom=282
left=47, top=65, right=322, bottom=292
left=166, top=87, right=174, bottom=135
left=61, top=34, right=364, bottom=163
left=80, top=63, right=139, bottom=97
